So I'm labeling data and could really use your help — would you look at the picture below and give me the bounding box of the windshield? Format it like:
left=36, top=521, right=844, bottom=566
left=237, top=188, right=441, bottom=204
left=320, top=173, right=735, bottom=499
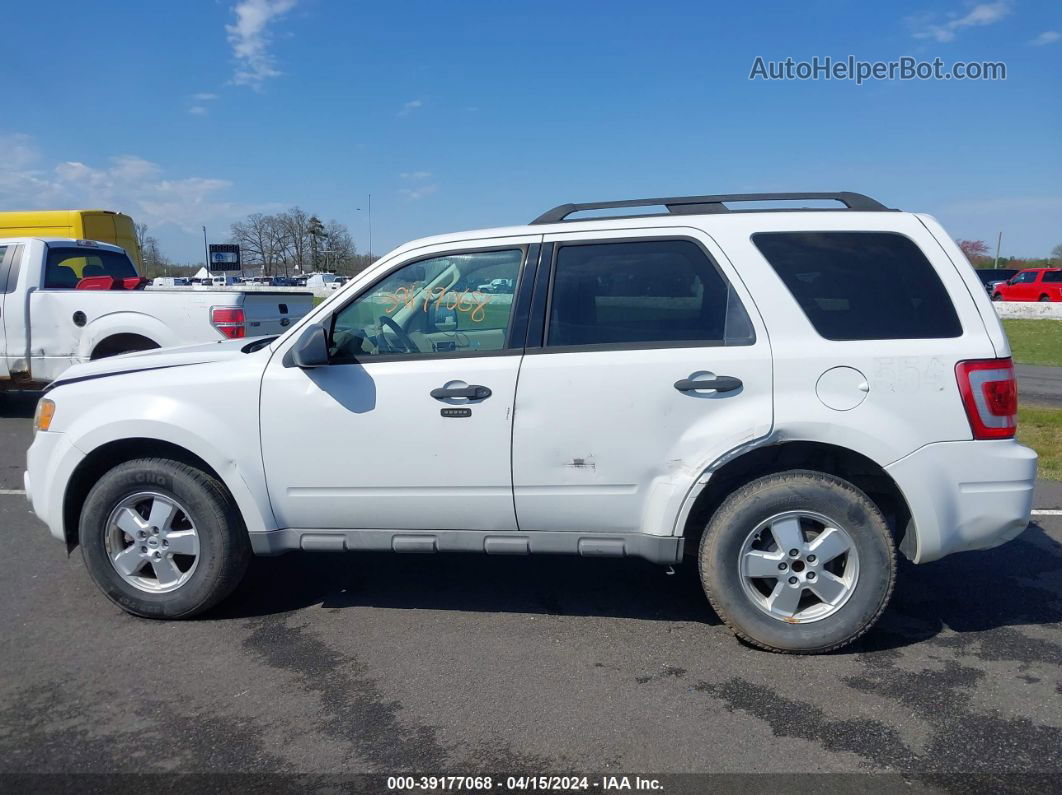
left=44, top=246, right=138, bottom=288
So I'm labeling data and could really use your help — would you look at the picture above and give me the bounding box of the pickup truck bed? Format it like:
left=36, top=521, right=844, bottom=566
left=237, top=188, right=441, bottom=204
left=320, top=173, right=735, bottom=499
left=1, top=237, right=313, bottom=387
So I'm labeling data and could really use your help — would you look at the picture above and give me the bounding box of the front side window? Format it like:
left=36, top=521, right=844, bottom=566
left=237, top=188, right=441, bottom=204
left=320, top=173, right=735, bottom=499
left=545, top=239, right=754, bottom=349
left=329, top=249, right=523, bottom=360
left=1012, top=271, right=1038, bottom=284
left=44, top=247, right=137, bottom=289
left=753, top=231, right=962, bottom=341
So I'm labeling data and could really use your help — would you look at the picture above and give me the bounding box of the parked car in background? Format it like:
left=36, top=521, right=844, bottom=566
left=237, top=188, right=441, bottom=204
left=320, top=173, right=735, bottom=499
left=973, top=268, right=1018, bottom=296
left=305, top=273, right=342, bottom=289
left=0, top=209, right=143, bottom=267
left=24, top=191, right=1036, bottom=654
left=0, top=237, right=314, bottom=388
left=991, top=268, right=1062, bottom=302
left=152, top=277, right=190, bottom=287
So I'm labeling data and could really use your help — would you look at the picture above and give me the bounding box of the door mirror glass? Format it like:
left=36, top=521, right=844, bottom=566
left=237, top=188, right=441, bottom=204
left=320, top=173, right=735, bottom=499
left=288, top=323, right=330, bottom=368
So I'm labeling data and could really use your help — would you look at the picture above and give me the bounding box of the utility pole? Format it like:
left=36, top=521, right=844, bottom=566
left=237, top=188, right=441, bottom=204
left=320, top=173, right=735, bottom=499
left=368, top=193, right=372, bottom=262
left=994, top=232, right=1002, bottom=269
left=202, top=226, right=209, bottom=269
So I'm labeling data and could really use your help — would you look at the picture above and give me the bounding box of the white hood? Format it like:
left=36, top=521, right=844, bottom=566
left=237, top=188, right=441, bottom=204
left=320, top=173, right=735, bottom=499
left=47, top=336, right=269, bottom=389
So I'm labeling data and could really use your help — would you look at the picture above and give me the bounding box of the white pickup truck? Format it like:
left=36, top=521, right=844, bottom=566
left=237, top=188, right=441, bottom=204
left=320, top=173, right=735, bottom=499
left=0, top=237, right=314, bottom=388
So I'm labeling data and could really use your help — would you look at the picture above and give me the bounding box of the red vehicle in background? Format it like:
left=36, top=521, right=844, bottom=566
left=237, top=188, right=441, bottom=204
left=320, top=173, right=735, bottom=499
left=991, top=268, right=1062, bottom=302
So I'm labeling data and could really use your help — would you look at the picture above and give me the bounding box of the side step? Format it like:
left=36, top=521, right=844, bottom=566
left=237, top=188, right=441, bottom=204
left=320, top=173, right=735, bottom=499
left=250, top=528, right=684, bottom=565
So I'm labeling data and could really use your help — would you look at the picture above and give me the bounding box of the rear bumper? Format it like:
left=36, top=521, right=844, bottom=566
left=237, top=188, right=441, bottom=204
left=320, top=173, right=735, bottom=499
left=886, top=439, right=1037, bottom=563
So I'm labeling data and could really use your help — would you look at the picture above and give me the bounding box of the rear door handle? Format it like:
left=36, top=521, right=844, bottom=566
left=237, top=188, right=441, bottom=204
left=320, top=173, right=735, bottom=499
left=674, top=376, right=743, bottom=393
left=430, top=384, right=492, bottom=400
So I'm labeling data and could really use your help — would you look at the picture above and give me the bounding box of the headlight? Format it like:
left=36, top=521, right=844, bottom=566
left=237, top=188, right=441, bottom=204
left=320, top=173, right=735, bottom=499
left=33, top=399, right=55, bottom=433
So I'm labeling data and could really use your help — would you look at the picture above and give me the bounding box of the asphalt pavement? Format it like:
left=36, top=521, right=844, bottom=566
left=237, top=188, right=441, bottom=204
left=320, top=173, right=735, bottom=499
left=1016, top=364, right=1062, bottom=407
left=0, top=391, right=1060, bottom=788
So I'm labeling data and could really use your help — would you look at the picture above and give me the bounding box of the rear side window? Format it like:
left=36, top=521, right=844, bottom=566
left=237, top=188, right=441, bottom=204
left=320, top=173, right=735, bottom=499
left=752, top=231, right=962, bottom=340
left=545, top=239, right=754, bottom=348
left=1043, top=271, right=1062, bottom=283
left=44, top=246, right=138, bottom=289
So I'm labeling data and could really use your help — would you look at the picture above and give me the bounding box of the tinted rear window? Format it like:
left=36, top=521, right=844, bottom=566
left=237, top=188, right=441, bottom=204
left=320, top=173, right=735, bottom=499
left=44, top=246, right=138, bottom=289
left=752, top=231, right=962, bottom=340
left=1043, top=271, right=1062, bottom=283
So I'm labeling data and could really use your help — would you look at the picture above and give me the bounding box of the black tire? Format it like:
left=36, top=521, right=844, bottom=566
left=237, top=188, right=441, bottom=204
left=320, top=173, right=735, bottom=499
left=79, top=458, right=251, bottom=618
left=699, top=470, right=895, bottom=654
left=1039, top=295, right=1050, bottom=302
left=991, top=292, right=1002, bottom=301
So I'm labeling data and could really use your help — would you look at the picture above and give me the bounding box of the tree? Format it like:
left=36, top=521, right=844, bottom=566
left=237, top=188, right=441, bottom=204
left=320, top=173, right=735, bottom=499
left=307, top=215, right=326, bottom=271
left=133, top=222, right=169, bottom=277
left=230, top=213, right=284, bottom=275
left=279, top=207, right=310, bottom=275
left=1051, top=243, right=1062, bottom=263
left=323, top=219, right=356, bottom=273
left=957, top=239, right=990, bottom=266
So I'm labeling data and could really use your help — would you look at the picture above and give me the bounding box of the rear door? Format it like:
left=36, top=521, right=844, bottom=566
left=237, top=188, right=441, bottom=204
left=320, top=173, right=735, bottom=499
left=511, top=228, right=773, bottom=536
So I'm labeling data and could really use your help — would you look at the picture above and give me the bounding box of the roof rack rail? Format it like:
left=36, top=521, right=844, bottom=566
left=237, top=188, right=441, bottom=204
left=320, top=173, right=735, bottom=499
left=530, top=192, right=891, bottom=225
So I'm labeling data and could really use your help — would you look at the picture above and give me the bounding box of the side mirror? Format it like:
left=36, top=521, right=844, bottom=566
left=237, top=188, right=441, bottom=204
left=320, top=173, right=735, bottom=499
left=286, top=323, right=330, bottom=368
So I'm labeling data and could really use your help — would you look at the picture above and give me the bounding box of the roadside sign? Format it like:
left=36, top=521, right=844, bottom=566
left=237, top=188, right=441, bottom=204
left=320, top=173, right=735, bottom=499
left=208, top=244, right=241, bottom=273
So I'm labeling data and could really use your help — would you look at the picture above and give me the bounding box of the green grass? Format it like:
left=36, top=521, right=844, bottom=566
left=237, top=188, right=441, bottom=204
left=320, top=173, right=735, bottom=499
left=1018, top=405, right=1062, bottom=481
left=1003, top=318, right=1062, bottom=367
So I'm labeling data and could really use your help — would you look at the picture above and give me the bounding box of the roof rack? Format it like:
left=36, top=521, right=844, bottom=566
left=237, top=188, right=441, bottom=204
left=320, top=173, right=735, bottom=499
left=530, top=192, right=892, bottom=225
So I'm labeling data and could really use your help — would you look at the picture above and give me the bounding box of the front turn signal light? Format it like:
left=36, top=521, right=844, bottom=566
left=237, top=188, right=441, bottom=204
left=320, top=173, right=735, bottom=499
left=33, top=399, right=55, bottom=433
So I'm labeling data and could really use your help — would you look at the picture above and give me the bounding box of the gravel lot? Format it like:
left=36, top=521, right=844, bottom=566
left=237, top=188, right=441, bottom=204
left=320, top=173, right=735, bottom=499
left=1, top=391, right=1060, bottom=789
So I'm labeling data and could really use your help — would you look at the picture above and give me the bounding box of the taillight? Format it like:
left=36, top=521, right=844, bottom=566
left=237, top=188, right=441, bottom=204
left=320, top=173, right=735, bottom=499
left=955, top=358, right=1017, bottom=439
left=211, top=307, right=246, bottom=339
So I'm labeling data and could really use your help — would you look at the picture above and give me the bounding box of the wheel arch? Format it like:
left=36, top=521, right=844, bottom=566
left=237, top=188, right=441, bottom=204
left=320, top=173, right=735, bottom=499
left=61, top=436, right=271, bottom=551
left=90, top=333, right=160, bottom=360
left=76, top=313, right=179, bottom=361
left=679, top=440, right=914, bottom=559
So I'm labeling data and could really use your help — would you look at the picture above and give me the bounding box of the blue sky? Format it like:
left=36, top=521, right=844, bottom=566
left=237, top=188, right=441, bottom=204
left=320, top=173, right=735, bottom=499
left=1, top=0, right=1059, bottom=262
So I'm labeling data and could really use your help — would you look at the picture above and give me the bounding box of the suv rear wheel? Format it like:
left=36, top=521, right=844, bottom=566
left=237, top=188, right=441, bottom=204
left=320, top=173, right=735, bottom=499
left=699, top=470, right=895, bottom=653
left=79, top=458, right=250, bottom=618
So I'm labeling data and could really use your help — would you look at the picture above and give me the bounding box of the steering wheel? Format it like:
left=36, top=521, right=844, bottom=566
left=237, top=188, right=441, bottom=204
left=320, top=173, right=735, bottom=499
left=377, top=315, right=419, bottom=354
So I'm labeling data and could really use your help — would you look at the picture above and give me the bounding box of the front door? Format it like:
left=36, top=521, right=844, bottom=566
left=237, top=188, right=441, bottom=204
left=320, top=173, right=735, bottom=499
left=512, top=229, right=773, bottom=537
left=261, top=238, right=538, bottom=532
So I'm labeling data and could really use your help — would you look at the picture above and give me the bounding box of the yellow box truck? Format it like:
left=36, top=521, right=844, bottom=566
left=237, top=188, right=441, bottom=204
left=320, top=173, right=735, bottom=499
left=0, top=210, right=142, bottom=266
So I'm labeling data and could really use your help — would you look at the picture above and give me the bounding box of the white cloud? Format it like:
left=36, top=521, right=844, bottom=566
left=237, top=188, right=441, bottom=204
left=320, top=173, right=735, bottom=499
left=0, top=134, right=269, bottom=236
left=226, top=0, right=298, bottom=89
left=399, top=184, right=438, bottom=201
left=911, top=2, right=1011, bottom=42
left=398, top=99, right=423, bottom=117
left=400, top=171, right=432, bottom=180
left=193, top=92, right=219, bottom=101
left=1030, top=30, right=1061, bottom=46
left=188, top=106, right=209, bottom=116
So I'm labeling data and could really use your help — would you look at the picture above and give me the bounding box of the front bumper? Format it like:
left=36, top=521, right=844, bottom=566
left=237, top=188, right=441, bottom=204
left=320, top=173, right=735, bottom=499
left=25, top=431, right=85, bottom=543
left=886, top=439, right=1037, bottom=563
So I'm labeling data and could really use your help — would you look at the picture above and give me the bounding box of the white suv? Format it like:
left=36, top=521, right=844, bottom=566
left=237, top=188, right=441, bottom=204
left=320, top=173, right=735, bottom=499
left=24, top=192, right=1037, bottom=653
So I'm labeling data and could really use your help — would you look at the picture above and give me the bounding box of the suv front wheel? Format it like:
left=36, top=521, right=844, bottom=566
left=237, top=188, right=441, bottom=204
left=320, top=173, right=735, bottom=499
left=79, top=458, right=251, bottom=618
left=699, top=470, right=896, bottom=653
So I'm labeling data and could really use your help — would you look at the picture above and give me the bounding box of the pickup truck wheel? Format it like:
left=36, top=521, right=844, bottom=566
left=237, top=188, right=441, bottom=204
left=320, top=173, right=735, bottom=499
left=699, top=470, right=895, bottom=654
left=79, top=458, right=250, bottom=618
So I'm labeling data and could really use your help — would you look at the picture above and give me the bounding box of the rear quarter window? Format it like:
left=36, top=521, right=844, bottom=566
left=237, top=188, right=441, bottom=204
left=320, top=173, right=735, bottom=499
left=752, top=231, right=962, bottom=341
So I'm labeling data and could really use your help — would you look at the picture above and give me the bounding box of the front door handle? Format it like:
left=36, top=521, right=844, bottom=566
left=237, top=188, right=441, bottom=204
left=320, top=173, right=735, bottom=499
left=430, top=384, right=492, bottom=400
left=674, top=376, right=743, bottom=393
